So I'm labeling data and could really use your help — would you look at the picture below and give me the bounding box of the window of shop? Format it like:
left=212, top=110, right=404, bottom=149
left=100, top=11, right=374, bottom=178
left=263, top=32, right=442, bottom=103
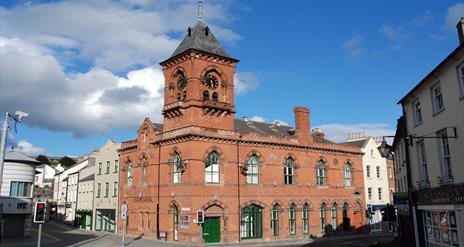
left=240, top=204, right=263, bottom=239
left=271, top=204, right=279, bottom=236
left=289, top=203, right=296, bottom=235
left=423, top=210, right=459, bottom=247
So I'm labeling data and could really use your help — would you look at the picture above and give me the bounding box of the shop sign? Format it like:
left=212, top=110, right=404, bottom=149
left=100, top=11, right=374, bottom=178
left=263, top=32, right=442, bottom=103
left=417, top=184, right=464, bottom=205
left=180, top=214, right=190, bottom=229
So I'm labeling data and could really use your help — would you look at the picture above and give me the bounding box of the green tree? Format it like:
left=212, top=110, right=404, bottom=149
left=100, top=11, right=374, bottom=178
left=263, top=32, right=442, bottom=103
left=60, top=156, right=76, bottom=168
left=36, top=155, right=51, bottom=165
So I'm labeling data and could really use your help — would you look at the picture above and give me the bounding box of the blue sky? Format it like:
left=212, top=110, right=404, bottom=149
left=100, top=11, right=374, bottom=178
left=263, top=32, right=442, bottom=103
left=1, top=0, right=463, bottom=157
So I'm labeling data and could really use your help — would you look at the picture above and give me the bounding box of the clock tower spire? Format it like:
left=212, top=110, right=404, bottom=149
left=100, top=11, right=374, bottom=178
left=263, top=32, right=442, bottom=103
left=159, top=10, right=239, bottom=132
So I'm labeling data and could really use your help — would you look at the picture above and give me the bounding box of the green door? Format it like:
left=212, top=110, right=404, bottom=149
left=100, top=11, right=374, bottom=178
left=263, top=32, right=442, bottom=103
left=203, top=217, right=220, bottom=243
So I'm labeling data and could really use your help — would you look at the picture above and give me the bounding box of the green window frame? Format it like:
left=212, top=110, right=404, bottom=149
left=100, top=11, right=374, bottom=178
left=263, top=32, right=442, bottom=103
left=98, top=162, right=102, bottom=175
left=240, top=205, right=263, bottom=239
left=332, top=203, right=338, bottom=230
left=344, top=163, right=352, bottom=187
left=205, top=151, right=219, bottom=183
left=271, top=204, right=279, bottom=236
left=289, top=203, right=296, bottom=235
left=173, top=206, right=179, bottom=241
left=246, top=155, right=259, bottom=184
left=284, top=157, right=295, bottom=185
left=320, top=203, right=327, bottom=232
left=316, top=160, right=325, bottom=186
left=106, top=161, right=110, bottom=174
left=302, top=203, right=309, bottom=234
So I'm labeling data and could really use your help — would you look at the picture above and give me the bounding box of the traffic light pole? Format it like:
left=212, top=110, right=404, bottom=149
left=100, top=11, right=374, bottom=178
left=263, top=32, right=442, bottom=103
left=37, top=223, right=42, bottom=247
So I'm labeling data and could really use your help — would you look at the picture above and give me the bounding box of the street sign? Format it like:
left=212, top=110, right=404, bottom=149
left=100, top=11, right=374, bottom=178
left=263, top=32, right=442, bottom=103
left=121, top=204, right=127, bottom=220
left=34, top=202, right=46, bottom=223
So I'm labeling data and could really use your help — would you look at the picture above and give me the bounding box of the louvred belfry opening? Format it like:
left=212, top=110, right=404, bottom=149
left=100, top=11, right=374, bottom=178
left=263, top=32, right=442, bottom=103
left=160, top=21, right=239, bottom=132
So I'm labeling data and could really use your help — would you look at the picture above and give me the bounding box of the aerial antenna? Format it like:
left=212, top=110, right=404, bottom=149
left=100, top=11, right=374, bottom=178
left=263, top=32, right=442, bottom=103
left=198, top=0, right=203, bottom=23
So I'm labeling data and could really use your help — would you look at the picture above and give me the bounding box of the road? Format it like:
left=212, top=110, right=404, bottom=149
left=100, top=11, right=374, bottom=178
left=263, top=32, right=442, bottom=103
left=0, top=221, right=398, bottom=247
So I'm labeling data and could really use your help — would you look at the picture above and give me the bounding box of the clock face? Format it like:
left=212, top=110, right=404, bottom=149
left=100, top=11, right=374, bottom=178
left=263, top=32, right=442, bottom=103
left=177, top=76, right=186, bottom=90
left=203, top=74, right=219, bottom=89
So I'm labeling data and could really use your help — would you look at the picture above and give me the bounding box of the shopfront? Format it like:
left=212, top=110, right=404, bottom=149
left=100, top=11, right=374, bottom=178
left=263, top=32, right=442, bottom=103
left=415, top=184, right=464, bottom=247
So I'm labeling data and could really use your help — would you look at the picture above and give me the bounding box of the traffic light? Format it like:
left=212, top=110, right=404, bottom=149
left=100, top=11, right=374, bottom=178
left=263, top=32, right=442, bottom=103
left=34, top=202, right=46, bottom=223
left=196, top=210, right=204, bottom=224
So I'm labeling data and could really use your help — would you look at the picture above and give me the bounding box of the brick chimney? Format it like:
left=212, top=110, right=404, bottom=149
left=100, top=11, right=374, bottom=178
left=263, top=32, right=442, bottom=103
left=458, top=17, right=464, bottom=44
left=294, top=106, right=312, bottom=143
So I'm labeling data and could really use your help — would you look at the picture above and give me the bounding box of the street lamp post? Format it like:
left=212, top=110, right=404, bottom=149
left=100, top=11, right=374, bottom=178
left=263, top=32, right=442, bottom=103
left=0, top=111, right=29, bottom=194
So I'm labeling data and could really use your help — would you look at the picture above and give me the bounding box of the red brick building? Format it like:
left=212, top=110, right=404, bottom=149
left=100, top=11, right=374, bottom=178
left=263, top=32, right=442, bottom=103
left=118, top=20, right=366, bottom=244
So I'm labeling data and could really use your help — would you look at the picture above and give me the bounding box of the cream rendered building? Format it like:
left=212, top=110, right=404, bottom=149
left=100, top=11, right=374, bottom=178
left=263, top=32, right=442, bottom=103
left=93, top=140, right=121, bottom=233
left=343, top=134, right=394, bottom=232
left=397, top=17, right=464, bottom=247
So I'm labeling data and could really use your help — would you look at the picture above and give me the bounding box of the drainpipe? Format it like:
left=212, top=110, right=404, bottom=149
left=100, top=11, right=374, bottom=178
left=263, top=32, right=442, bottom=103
left=401, top=106, right=419, bottom=247
left=156, top=143, right=161, bottom=239
left=236, top=135, right=242, bottom=242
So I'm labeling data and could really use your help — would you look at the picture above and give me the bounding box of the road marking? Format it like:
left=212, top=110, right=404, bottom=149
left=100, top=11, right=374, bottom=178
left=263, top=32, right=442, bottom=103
left=32, top=227, right=61, bottom=241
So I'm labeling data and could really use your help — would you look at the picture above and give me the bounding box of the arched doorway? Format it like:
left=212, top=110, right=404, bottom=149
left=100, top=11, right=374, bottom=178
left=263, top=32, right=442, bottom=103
left=342, top=202, right=351, bottom=230
left=203, top=204, right=223, bottom=243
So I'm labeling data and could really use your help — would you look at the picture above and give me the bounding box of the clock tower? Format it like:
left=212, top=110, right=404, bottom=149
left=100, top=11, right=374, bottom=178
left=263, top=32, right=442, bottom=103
left=159, top=20, right=239, bottom=132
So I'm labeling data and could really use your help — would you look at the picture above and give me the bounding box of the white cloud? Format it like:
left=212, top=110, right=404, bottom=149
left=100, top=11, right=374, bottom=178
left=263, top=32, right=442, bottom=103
left=250, top=116, right=266, bottom=122
left=0, top=0, right=241, bottom=72
left=379, top=24, right=411, bottom=50
left=0, top=36, right=164, bottom=137
left=234, top=72, right=260, bottom=96
left=314, top=123, right=395, bottom=143
left=248, top=116, right=289, bottom=126
left=13, top=140, right=46, bottom=156
left=342, top=35, right=366, bottom=59
left=445, top=3, right=464, bottom=31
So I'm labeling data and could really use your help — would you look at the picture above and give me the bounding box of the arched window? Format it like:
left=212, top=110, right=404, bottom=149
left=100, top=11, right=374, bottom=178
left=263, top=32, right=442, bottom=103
left=173, top=205, right=179, bottom=241
left=316, top=160, right=326, bottom=186
left=284, top=157, right=295, bottom=185
left=241, top=204, right=263, bottom=239
left=320, top=203, right=327, bottom=232
left=302, top=203, right=309, bottom=234
left=173, top=152, right=182, bottom=184
left=246, top=155, right=259, bottom=184
left=289, top=203, right=296, bottom=235
left=212, top=92, right=218, bottom=101
left=271, top=204, right=279, bottom=236
left=127, top=163, right=133, bottom=186
left=344, top=163, right=352, bottom=187
left=342, top=202, right=350, bottom=230
left=205, top=151, right=219, bottom=183
left=331, top=203, right=338, bottom=230
left=203, top=90, right=210, bottom=101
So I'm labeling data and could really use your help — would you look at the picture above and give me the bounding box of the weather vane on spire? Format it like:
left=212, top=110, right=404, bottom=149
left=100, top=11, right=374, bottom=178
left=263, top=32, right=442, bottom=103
left=198, top=0, right=203, bottom=23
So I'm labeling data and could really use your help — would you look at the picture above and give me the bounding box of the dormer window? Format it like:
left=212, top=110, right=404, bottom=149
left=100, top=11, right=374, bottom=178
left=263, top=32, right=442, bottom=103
left=204, top=27, right=209, bottom=36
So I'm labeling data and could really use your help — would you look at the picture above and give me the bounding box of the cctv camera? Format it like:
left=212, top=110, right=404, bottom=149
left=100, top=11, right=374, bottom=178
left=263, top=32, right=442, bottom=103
left=14, top=111, right=29, bottom=122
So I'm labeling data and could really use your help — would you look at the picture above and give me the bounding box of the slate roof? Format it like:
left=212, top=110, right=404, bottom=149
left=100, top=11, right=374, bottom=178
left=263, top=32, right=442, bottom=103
left=169, top=21, right=230, bottom=59
left=149, top=119, right=334, bottom=143
left=5, top=150, right=41, bottom=164
left=340, top=139, right=368, bottom=148
left=79, top=173, right=95, bottom=182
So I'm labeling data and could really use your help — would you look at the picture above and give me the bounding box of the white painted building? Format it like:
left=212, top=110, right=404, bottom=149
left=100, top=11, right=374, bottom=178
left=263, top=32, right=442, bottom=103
left=34, top=164, right=57, bottom=188
left=343, top=134, right=395, bottom=232
left=397, top=17, right=464, bottom=247
left=53, top=155, right=94, bottom=223
left=76, top=163, right=95, bottom=230
left=0, top=151, right=40, bottom=238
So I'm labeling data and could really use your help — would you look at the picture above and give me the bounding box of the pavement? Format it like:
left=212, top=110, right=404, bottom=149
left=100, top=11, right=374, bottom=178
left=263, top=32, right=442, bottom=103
left=0, top=221, right=398, bottom=247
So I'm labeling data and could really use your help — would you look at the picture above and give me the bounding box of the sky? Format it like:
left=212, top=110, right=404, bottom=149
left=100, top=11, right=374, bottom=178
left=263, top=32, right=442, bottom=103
left=1, top=0, right=463, bottom=157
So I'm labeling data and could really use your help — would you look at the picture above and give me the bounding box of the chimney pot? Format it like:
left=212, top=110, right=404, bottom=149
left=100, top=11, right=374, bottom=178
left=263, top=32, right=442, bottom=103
left=457, top=17, right=464, bottom=44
